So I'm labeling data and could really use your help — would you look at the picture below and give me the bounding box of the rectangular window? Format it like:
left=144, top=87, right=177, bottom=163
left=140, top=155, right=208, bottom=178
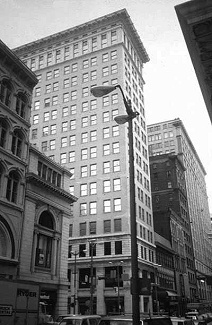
left=71, top=90, right=77, bottom=100
left=44, top=98, right=50, bottom=107
left=80, top=184, right=87, bottom=196
left=113, top=178, right=121, bottom=191
left=71, top=76, right=77, bottom=86
left=111, top=64, right=118, bottom=74
left=104, top=242, right=111, bottom=255
left=112, top=142, right=119, bottom=154
left=90, top=114, right=97, bottom=125
left=63, top=93, right=69, bottom=103
left=81, top=148, right=88, bottom=160
left=91, top=56, right=97, bottom=66
left=90, top=164, right=97, bottom=176
left=46, top=71, right=52, bottom=80
left=103, top=127, right=110, bottom=139
left=90, top=130, right=97, bottom=142
left=82, top=87, right=89, bottom=97
left=89, top=202, right=97, bottom=215
left=111, top=50, right=117, bottom=59
left=62, top=121, right=68, bottom=132
left=83, top=73, right=89, bottom=83
left=64, top=46, right=70, bottom=60
left=89, top=221, right=96, bottom=235
left=62, top=106, right=68, bottom=117
left=103, top=180, right=111, bottom=193
left=33, top=114, right=39, bottom=124
left=114, top=218, right=122, bottom=231
left=114, top=198, right=121, bottom=211
left=82, top=116, right=88, bottom=128
left=90, top=99, right=97, bottom=110
left=43, top=126, right=49, bottom=136
left=63, top=78, right=70, bottom=88
left=102, top=66, right=109, bottom=77
left=115, top=241, right=122, bottom=254
left=50, top=124, right=56, bottom=134
left=70, top=104, right=77, bottom=115
left=90, top=146, right=97, bottom=158
left=64, top=65, right=70, bottom=75
left=90, top=182, right=97, bottom=195
left=41, top=141, right=47, bottom=152
left=73, top=43, right=79, bottom=57
left=113, top=160, right=120, bottom=172
left=34, top=101, right=40, bottom=110
left=101, top=34, right=107, bottom=48
left=81, top=166, right=88, bottom=178
left=83, top=59, right=89, bottom=69
left=51, top=110, right=57, bottom=120
left=103, top=96, right=109, bottom=106
left=53, top=69, right=59, bottom=78
left=69, top=135, right=76, bottom=146
left=103, top=161, right=110, bottom=174
left=103, top=144, right=110, bottom=156
left=104, top=200, right=111, bottom=213
left=112, top=125, right=119, bottom=137
left=112, top=93, right=118, bottom=104
left=103, top=111, right=110, bottom=122
left=35, top=87, right=41, bottom=97
left=81, top=132, right=88, bottom=143
left=49, top=139, right=55, bottom=150
left=70, top=120, right=76, bottom=130
left=104, top=220, right=111, bottom=233
left=46, top=84, right=51, bottom=94
left=52, top=96, right=58, bottom=106
left=43, top=112, right=50, bottom=122
left=60, top=153, right=67, bottom=164
left=92, top=38, right=97, bottom=51
left=111, top=30, right=117, bottom=44
left=82, top=40, right=88, bottom=54
left=79, top=222, right=86, bottom=236
left=53, top=82, right=59, bottom=92
left=47, top=52, right=52, bottom=66
left=80, top=203, right=87, bottom=216
left=69, top=151, right=75, bottom=162
left=91, top=70, right=97, bottom=80
left=102, top=53, right=109, bottom=62
left=61, top=137, right=67, bottom=147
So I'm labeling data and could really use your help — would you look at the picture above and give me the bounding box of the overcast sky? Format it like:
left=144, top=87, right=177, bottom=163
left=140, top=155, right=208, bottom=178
left=1, top=0, right=212, bottom=212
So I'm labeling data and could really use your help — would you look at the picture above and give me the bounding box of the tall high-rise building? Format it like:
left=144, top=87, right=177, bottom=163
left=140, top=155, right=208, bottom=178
left=147, top=118, right=212, bottom=304
left=13, top=9, right=156, bottom=315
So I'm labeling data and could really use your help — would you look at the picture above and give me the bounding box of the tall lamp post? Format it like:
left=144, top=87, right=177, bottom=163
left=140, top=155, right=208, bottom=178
left=109, top=261, right=124, bottom=314
left=91, top=85, right=140, bottom=325
left=89, top=241, right=96, bottom=315
left=71, top=251, right=80, bottom=314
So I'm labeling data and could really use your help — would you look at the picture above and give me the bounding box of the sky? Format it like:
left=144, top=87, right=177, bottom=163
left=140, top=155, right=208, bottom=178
left=1, top=0, right=212, bottom=211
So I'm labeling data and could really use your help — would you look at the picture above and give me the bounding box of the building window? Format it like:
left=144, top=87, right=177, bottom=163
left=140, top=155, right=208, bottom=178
left=89, top=222, right=96, bottom=235
left=53, top=69, right=59, bottom=78
left=80, top=203, right=87, bottom=216
left=52, top=96, right=58, bottom=106
left=62, top=106, right=68, bottom=117
left=103, top=161, right=110, bottom=174
left=90, top=146, right=97, bottom=158
left=62, top=121, right=68, bottom=132
left=70, top=90, right=77, bottom=101
left=35, top=211, right=54, bottom=269
left=89, top=164, right=96, bottom=177
left=104, top=242, right=111, bottom=255
left=81, top=166, right=88, bottom=178
left=112, top=125, right=119, bottom=137
left=115, top=241, right=122, bottom=254
left=82, top=73, right=89, bottom=83
left=70, top=119, right=76, bottom=130
left=114, top=218, right=122, bottom=232
left=103, top=111, right=110, bottom=123
left=81, top=132, right=88, bottom=143
left=103, top=144, right=110, bottom=156
left=90, top=182, right=97, bottom=195
left=90, top=130, right=97, bottom=142
left=71, top=76, right=77, bottom=86
left=46, top=71, right=52, bottom=80
left=103, top=127, right=110, bottom=139
left=11, top=130, right=23, bottom=158
left=91, top=70, right=97, bottom=80
left=113, top=178, right=121, bottom=191
left=70, top=104, right=77, bottom=115
left=69, top=151, right=75, bottom=162
left=51, top=110, right=57, bottom=120
left=73, top=43, right=79, bottom=57
left=101, top=34, right=107, bottom=48
left=102, top=67, right=109, bottom=77
left=111, top=64, right=118, bottom=74
left=90, top=202, right=97, bottom=215
left=50, top=124, right=56, bottom=135
left=112, top=93, right=118, bottom=104
left=103, top=180, right=111, bottom=193
left=64, top=65, right=70, bottom=75
left=90, top=114, right=97, bottom=125
left=102, top=53, right=109, bottom=62
left=34, top=101, right=40, bottom=110
left=112, top=142, right=120, bottom=154
left=111, top=30, right=117, bottom=44
left=69, top=135, right=76, bottom=146
left=91, top=57, right=97, bottom=66
left=49, top=139, right=55, bottom=150
left=35, top=87, right=41, bottom=97
left=43, top=112, right=50, bottom=122
left=104, top=200, right=111, bottom=213
left=104, top=220, right=111, bottom=233
left=6, top=171, right=19, bottom=203
left=82, top=87, right=89, bottom=97
left=92, top=38, right=97, bottom=51
left=90, top=99, right=97, bottom=110
left=83, top=59, right=89, bottom=69
left=61, top=137, right=67, bottom=147
left=44, top=98, right=50, bottom=107
left=82, top=116, right=88, bottom=128
left=71, top=63, right=78, bottom=72
left=80, top=184, right=88, bottom=196
left=81, top=148, right=88, bottom=160
left=111, top=50, right=117, bottom=59
left=114, top=198, right=121, bottom=211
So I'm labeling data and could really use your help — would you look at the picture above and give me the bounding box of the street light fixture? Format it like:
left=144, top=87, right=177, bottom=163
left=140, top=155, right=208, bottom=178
left=91, top=85, right=140, bottom=325
left=71, top=251, right=80, bottom=314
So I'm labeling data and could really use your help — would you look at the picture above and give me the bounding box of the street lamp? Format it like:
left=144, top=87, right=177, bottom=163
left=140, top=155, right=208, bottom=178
left=71, top=251, right=80, bottom=314
left=152, top=263, right=162, bottom=315
left=91, top=85, right=140, bottom=325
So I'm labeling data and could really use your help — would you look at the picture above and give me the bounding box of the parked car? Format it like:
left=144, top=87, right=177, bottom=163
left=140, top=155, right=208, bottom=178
left=99, top=314, right=173, bottom=325
left=54, top=314, right=74, bottom=325
left=59, top=315, right=101, bottom=325
left=171, top=317, right=195, bottom=325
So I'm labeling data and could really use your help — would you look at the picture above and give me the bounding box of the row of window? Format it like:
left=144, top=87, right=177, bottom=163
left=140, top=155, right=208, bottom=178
left=148, top=131, right=174, bottom=142
left=79, top=198, right=121, bottom=215
left=26, top=30, right=118, bottom=71
left=0, top=118, right=25, bottom=159
left=37, top=161, right=62, bottom=187
left=0, top=168, right=21, bottom=204
left=147, top=123, right=173, bottom=133
left=56, top=142, right=120, bottom=161
left=76, top=217, right=122, bottom=237
left=79, top=178, right=121, bottom=197
left=0, top=79, right=29, bottom=120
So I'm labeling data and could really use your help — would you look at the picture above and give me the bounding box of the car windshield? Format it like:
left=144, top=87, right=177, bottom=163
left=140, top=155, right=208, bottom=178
left=60, top=319, right=81, bottom=325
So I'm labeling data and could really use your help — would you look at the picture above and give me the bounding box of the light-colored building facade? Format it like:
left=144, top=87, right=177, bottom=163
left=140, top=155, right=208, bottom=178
left=147, top=118, right=212, bottom=305
left=13, top=9, right=157, bottom=315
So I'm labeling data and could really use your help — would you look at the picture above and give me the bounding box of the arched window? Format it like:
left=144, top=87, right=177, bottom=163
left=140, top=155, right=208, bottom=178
left=16, top=92, right=28, bottom=119
left=0, top=119, right=8, bottom=148
left=0, top=79, right=12, bottom=107
left=11, top=129, right=23, bottom=158
left=0, top=221, right=12, bottom=258
left=35, top=211, right=55, bottom=269
left=6, top=170, right=19, bottom=203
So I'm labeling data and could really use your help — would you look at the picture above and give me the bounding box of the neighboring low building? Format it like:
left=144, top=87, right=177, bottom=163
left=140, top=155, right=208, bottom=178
left=0, top=39, right=77, bottom=323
